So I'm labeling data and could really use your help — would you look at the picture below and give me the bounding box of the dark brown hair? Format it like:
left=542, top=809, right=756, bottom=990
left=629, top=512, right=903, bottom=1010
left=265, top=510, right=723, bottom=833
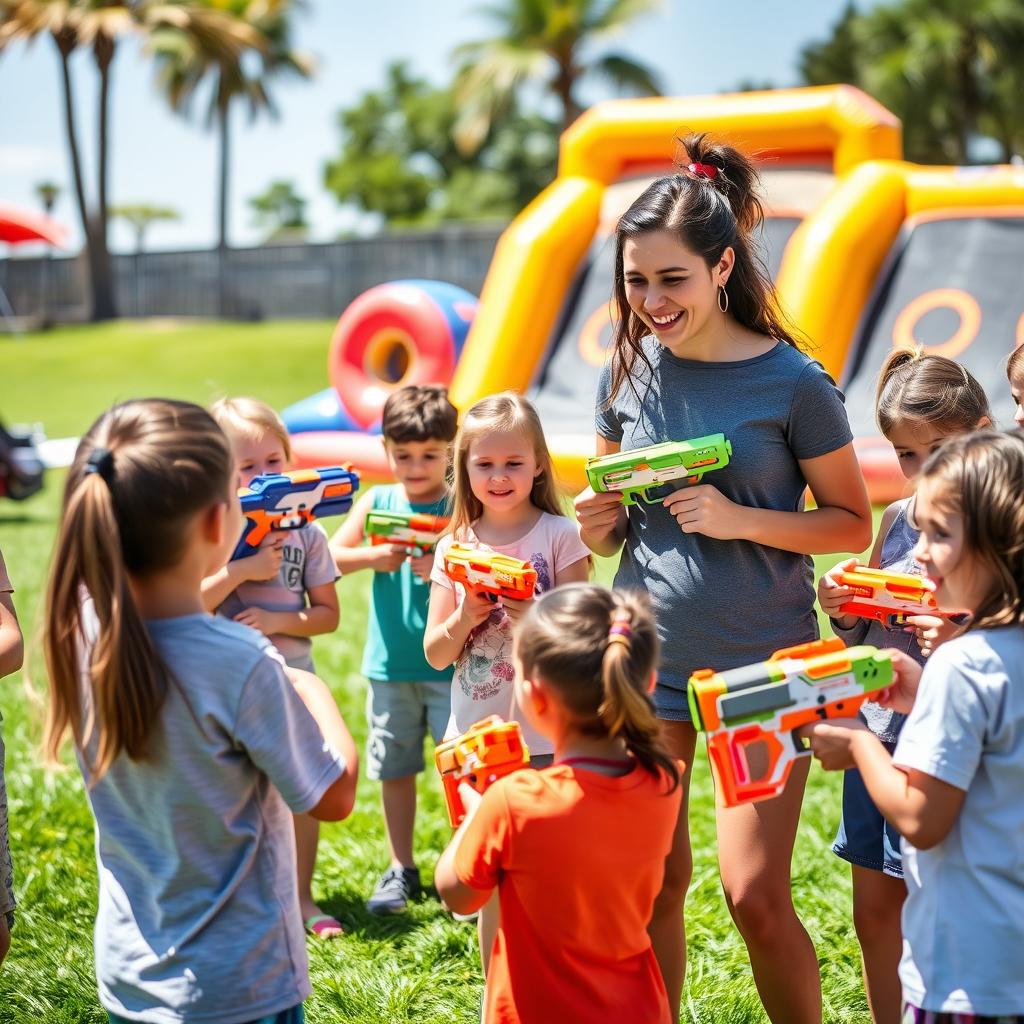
left=919, top=429, right=1024, bottom=628
left=516, top=583, right=680, bottom=790
left=607, top=131, right=800, bottom=405
left=876, top=347, right=991, bottom=437
left=43, top=399, right=233, bottom=781
left=382, top=385, right=458, bottom=444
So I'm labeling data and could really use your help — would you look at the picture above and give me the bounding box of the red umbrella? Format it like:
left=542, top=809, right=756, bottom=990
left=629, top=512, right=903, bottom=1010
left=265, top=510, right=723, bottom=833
left=0, top=203, right=68, bottom=247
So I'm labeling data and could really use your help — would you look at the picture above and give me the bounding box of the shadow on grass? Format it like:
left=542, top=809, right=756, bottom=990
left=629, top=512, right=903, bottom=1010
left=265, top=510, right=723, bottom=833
left=319, top=887, right=451, bottom=943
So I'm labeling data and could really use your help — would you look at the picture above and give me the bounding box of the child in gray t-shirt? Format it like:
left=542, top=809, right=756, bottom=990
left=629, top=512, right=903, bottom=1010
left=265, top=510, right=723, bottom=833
left=203, top=397, right=343, bottom=940
left=41, top=398, right=357, bottom=1024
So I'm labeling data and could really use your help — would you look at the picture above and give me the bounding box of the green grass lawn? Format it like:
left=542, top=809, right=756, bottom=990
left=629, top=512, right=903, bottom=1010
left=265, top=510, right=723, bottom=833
left=0, top=322, right=872, bottom=1023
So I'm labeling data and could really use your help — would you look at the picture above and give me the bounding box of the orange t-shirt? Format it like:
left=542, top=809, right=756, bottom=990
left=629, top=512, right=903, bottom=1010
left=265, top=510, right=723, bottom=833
left=454, top=761, right=682, bottom=1024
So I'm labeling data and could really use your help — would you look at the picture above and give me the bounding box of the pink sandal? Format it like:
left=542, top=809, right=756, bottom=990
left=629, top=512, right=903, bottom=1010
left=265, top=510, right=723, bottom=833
left=304, top=913, right=344, bottom=940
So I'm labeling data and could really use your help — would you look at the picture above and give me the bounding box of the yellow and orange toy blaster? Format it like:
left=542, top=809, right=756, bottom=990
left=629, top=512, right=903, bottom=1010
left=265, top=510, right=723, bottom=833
left=435, top=716, right=530, bottom=826
left=688, top=638, right=893, bottom=807
left=836, top=565, right=953, bottom=629
left=232, top=466, right=359, bottom=560
left=442, top=543, right=537, bottom=602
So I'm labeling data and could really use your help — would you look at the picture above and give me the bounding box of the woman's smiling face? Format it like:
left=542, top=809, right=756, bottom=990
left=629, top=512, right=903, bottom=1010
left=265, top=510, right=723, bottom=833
left=622, top=230, right=725, bottom=353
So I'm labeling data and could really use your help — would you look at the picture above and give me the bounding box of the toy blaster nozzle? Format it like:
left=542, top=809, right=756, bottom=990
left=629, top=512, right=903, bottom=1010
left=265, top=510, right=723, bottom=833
left=442, top=543, right=537, bottom=601
left=585, top=433, right=732, bottom=505
left=232, top=465, right=360, bottom=560
left=434, top=716, right=529, bottom=826
left=688, top=639, right=892, bottom=806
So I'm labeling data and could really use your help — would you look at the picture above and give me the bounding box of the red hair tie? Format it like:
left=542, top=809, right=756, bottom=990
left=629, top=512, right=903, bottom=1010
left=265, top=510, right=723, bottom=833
left=687, top=161, right=719, bottom=180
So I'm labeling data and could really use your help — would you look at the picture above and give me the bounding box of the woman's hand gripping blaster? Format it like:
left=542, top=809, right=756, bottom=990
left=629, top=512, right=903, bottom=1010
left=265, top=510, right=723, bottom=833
left=687, top=638, right=894, bottom=806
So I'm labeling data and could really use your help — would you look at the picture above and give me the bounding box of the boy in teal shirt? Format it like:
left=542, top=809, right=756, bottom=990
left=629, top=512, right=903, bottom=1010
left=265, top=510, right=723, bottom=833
left=331, top=385, right=457, bottom=913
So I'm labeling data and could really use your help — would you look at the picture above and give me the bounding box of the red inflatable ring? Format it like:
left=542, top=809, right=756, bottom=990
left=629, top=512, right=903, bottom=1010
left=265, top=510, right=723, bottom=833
left=328, top=279, right=477, bottom=429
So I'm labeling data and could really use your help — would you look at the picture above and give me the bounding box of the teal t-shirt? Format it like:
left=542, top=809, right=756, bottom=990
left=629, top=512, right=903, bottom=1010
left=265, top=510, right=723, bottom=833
left=361, top=484, right=454, bottom=683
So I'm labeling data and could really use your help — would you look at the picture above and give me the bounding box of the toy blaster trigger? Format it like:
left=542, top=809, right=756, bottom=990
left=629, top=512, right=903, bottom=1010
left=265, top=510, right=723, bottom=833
left=364, top=510, right=450, bottom=558
left=836, top=566, right=957, bottom=629
left=585, top=434, right=733, bottom=506
left=434, top=716, right=530, bottom=826
left=688, top=638, right=893, bottom=807
left=232, top=466, right=359, bottom=560
left=442, top=543, right=537, bottom=602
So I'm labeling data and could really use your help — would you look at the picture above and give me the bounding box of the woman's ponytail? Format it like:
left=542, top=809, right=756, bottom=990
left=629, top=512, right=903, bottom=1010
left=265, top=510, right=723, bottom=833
left=516, top=584, right=680, bottom=791
left=42, top=400, right=232, bottom=782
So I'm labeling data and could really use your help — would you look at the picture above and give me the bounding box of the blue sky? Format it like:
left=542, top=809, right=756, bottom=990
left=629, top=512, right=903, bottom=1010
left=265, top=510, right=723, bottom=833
left=0, top=0, right=857, bottom=253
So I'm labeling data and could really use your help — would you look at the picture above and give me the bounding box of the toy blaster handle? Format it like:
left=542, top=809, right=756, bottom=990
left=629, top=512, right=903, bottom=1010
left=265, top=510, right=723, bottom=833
left=442, top=544, right=537, bottom=602
left=233, top=466, right=359, bottom=560
left=585, top=434, right=732, bottom=506
left=434, top=715, right=529, bottom=826
left=836, top=566, right=947, bottom=628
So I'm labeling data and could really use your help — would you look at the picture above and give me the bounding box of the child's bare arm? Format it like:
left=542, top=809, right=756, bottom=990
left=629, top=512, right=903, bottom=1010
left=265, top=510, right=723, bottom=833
left=434, top=785, right=494, bottom=914
left=201, top=537, right=284, bottom=612
left=329, top=491, right=406, bottom=574
left=0, top=552, right=23, bottom=678
left=234, top=581, right=339, bottom=638
left=424, top=581, right=492, bottom=669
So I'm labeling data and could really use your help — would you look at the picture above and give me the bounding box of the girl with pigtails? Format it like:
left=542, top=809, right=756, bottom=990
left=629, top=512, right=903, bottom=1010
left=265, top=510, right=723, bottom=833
left=575, top=133, right=873, bottom=1022
left=435, top=583, right=683, bottom=1024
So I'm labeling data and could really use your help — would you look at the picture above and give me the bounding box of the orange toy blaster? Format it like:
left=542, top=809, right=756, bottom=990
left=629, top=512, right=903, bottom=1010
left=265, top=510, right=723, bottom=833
left=233, top=466, right=359, bottom=560
left=442, top=543, right=537, bottom=602
left=434, top=716, right=530, bottom=826
left=836, top=565, right=952, bottom=629
left=688, top=638, right=893, bottom=807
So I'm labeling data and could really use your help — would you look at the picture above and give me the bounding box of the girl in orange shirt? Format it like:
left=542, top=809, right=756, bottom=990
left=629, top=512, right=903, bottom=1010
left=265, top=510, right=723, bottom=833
left=435, top=583, right=684, bottom=1024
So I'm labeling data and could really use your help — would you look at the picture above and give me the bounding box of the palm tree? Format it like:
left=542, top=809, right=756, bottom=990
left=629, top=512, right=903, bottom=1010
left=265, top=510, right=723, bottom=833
left=148, top=0, right=313, bottom=256
left=451, top=0, right=663, bottom=154
left=111, top=203, right=180, bottom=253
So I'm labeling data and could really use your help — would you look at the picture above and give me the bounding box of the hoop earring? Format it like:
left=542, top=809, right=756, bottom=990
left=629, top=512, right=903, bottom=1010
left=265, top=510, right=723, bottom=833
left=718, top=285, right=729, bottom=313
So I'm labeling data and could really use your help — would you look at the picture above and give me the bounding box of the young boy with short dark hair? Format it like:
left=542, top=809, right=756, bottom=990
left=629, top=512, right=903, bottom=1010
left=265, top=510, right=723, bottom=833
left=330, top=385, right=457, bottom=913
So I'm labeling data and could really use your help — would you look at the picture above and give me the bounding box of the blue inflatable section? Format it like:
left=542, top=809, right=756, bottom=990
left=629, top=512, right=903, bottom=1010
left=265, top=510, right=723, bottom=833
left=283, top=387, right=382, bottom=436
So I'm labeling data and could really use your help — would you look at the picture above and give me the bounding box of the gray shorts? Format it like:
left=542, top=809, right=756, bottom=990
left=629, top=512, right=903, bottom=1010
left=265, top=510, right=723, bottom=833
left=0, top=725, right=15, bottom=928
left=366, top=681, right=452, bottom=781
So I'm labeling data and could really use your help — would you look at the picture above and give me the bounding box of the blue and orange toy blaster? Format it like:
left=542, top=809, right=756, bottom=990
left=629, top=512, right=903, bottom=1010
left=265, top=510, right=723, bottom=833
left=687, top=638, right=893, bottom=806
left=232, top=466, right=359, bottom=560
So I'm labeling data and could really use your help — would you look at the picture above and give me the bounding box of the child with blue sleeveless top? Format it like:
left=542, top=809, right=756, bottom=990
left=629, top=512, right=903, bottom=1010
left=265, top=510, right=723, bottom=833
left=0, top=547, right=23, bottom=969
left=817, top=350, right=991, bottom=1024
left=202, top=397, right=343, bottom=938
left=803, top=429, right=1024, bottom=1024
left=330, top=385, right=458, bottom=914
left=574, top=133, right=874, bottom=1023
left=42, top=399, right=357, bottom=1024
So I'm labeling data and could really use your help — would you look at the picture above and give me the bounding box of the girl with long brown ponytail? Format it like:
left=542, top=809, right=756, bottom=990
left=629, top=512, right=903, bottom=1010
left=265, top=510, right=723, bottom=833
left=435, top=583, right=683, bottom=1024
left=42, top=398, right=358, bottom=1024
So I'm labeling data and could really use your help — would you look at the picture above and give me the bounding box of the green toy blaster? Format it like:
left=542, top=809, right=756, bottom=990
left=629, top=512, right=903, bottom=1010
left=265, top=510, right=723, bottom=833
left=585, top=434, right=733, bottom=506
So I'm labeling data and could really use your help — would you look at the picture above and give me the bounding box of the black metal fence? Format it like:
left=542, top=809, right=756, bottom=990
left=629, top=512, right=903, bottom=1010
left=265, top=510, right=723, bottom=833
left=0, top=224, right=504, bottom=323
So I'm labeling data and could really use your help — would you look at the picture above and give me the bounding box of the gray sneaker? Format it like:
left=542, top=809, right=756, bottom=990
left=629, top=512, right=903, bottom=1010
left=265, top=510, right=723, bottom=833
left=366, top=866, right=421, bottom=915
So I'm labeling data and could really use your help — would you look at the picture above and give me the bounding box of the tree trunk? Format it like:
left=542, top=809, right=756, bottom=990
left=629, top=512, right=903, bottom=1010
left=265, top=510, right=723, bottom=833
left=91, top=36, right=118, bottom=320
left=553, top=56, right=581, bottom=135
left=217, top=99, right=231, bottom=317
left=955, top=27, right=980, bottom=164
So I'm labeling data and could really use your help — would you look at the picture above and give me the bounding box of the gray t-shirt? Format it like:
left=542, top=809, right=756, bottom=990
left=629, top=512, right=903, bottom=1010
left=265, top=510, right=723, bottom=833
left=78, top=611, right=346, bottom=1024
left=894, top=627, right=1024, bottom=1015
left=217, top=522, right=337, bottom=669
left=596, top=338, right=853, bottom=689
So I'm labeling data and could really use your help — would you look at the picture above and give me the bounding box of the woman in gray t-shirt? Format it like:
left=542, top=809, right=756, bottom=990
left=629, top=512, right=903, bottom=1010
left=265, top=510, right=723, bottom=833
left=575, top=136, right=871, bottom=1023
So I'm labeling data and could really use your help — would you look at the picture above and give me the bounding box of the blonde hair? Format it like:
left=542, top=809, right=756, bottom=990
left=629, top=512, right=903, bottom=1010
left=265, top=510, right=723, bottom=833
left=515, top=584, right=679, bottom=789
left=43, top=400, right=233, bottom=782
left=876, top=347, right=991, bottom=438
left=448, top=392, right=563, bottom=539
left=1007, top=344, right=1024, bottom=387
left=920, top=429, right=1024, bottom=629
left=210, top=396, right=292, bottom=463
